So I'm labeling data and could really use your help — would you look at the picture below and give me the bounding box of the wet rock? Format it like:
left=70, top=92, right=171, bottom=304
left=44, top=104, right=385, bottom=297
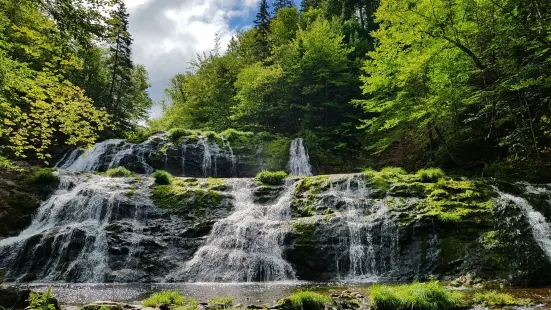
left=0, top=268, right=5, bottom=283
left=158, top=303, right=170, bottom=310
left=81, top=301, right=124, bottom=310
left=0, top=287, right=60, bottom=310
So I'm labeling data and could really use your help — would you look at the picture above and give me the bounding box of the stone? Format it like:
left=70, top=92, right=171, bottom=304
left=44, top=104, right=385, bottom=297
left=0, top=268, right=5, bottom=284
left=81, top=301, right=124, bottom=310
left=0, top=287, right=60, bottom=310
left=158, top=303, right=170, bottom=310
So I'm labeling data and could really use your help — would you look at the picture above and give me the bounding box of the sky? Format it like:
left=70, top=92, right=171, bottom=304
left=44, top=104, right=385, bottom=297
left=124, top=0, right=300, bottom=119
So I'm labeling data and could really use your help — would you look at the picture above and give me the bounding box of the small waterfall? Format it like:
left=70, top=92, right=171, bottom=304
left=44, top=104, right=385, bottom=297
left=57, top=148, right=81, bottom=169
left=223, top=139, right=237, bottom=176
left=198, top=137, right=222, bottom=177
left=322, top=175, right=399, bottom=281
left=62, top=139, right=124, bottom=172
left=178, top=179, right=296, bottom=282
left=287, top=138, right=313, bottom=176
left=495, top=186, right=551, bottom=260
left=108, top=143, right=134, bottom=169
left=0, top=172, right=152, bottom=282
left=180, top=138, right=188, bottom=175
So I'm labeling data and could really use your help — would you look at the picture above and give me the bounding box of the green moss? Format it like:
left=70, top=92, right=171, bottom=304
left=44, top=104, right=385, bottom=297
left=152, top=170, right=173, bottom=185
left=220, top=129, right=254, bottom=142
left=417, top=168, right=446, bottom=182
left=150, top=181, right=223, bottom=217
left=278, top=291, right=332, bottom=310
left=256, top=171, right=288, bottom=185
left=105, top=167, right=135, bottom=177
left=143, top=291, right=197, bottom=307
left=471, top=291, right=531, bottom=307
left=439, top=236, right=466, bottom=267
left=369, top=281, right=464, bottom=310
left=208, top=297, right=232, bottom=310
left=293, top=221, right=316, bottom=244
left=27, top=168, right=59, bottom=186
left=260, top=135, right=292, bottom=171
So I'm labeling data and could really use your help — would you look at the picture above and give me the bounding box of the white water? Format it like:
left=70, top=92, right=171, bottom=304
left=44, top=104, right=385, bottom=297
left=495, top=186, right=551, bottom=260
left=179, top=179, right=296, bottom=282
left=63, top=139, right=124, bottom=172
left=323, top=175, right=399, bottom=280
left=0, top=173, right=152, bottom=282
left=287, top=138, right=313, bottom=176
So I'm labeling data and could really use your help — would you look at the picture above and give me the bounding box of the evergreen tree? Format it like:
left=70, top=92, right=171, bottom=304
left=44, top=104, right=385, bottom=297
left=254, top=0, right=271, bottom=58
left=300, top=0, right=322, bottom=12
left=272, top=0, right=294, bottom=14
left=106, top=2, right=138, bottom=132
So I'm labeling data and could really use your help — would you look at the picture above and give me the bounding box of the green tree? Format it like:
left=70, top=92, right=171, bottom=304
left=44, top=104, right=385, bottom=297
left=254, top=0, right=272, bottom=59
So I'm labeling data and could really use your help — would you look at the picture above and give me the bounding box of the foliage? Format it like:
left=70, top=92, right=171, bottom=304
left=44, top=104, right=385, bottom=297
left=0, top=155, right=22, bottom=171
left=279, top=291, right=332, bottom=310
left=472, top=291, right=531, bottom=307
left=26, top=287, right=56, bottom=310
left=208, top=297, right=232, bottom=310
left=105, top=167, right=135, bottom=177
left=142, top=291, right=197, bottom=307
left=0, top=0, right=153, bottom=162
left=417, top=168, right=446, bottom=183
left=379, top=167, right=407, bottom=177
left=27, top=168, right=59, bottom=186
left=369, top=281, right=464, bottom=310
left=256, top=170, right=288, bottom=185
left=152, top=170, right=173, bottom=185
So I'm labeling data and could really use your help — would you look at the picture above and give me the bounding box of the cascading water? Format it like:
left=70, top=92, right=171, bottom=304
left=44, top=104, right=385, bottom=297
left=322, top=175, right=399, bottom=281
left=494, top=185, right=551, bottom=260
left=287, top=138, right=313, bottom=176
left=177, top=179, right=296, bottom=282
left=0, top=173, right=154, bottom=282
left=62, top=139, right=124, bottom=172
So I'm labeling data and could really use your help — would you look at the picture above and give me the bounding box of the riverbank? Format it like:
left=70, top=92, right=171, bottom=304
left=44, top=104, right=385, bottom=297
left=2, top=282, right=551, bottom=310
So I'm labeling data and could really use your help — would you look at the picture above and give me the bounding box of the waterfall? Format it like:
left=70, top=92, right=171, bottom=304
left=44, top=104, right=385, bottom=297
left=178, top=179, right=296, bottom=282
left=495, top=186, right=551, bottom=260
left=223, top=138, right=237, bottom=176
left=0, top=172, right=152, bottom=282
left=181, top=138, right=188, bottom=175
left=287, top=138, right=313, bottom=176
left=62, top=139, right=124, bottom=172
left=323, top=175, right=399, bottom=281
left=57, top=148, right=81, bottom=169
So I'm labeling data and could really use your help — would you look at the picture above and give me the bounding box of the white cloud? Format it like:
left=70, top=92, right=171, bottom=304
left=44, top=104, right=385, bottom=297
left=123, top=0, right=259, bottom=119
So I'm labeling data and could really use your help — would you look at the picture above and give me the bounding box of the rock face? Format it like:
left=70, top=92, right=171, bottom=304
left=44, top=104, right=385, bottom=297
left=1, top=169, right=551, bottom=285
left=56, top=132, right=293, bottom=178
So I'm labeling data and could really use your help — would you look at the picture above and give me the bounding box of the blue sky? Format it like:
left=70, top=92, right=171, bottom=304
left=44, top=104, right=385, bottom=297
left=124, top=0, right=302, bottom=119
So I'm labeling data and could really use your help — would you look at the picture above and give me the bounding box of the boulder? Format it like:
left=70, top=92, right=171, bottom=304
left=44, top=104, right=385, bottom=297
left=81, top=301, right=124, bottom=310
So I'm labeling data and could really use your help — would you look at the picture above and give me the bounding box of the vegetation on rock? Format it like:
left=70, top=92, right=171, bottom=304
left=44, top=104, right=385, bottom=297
left=369, top=281, right=464, bottom=310
left=105, top=167, right=135, bottom=178
left=278, top=291, right=332, bottom=310
left=256, top=171, right=288, bottom=185
left=142, top=291, right=197, bottom=308
left=152, top=170, right=173, bottom=185
left=27, top=168, right=60, bottom=186
left=471, top=291, right=530, bottom=307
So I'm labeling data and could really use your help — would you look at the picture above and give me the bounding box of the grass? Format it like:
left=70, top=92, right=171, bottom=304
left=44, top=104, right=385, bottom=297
left=208, top=296, right=233, bottom=310
left=279, top=291, right=332, bottom=310
left=256, top=170, right=288, bottom=185
left=417, top=168, right=446, bottom=182
left=105, top=167, right=135, bottom=177
left=143, top=291, right=198, bottom=308
left=152, top=170, right=173, bottom=185
left=27, top=168, right=60, bottom=185
left=380, top=166, right=407, bottom=176
left=369, top=281, right=464, bottom=310
left=168, top=128, right=195, bottom=142
left=472, top=291, right=531, bottom=307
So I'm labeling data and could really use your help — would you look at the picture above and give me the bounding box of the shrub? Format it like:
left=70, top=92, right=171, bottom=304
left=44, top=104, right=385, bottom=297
left=220, top=129, right=253, bottom=141
left=27, top=168, right=60, bottom=185
left=125, top=128, right=154, bottom=144
left=279, top=291, right=332, bottom=310
left=208, top=296, right=232, bottom=310
left=152, top=170, right=173, bottom=185
left=105, top=167, right=135, bottom=177
left=143, top=290, right=196, bottom=307
left=202, top=130, right=219, bottom=140
left=256, top=170, right=288, bottom=185
left=168, top=128, right=194, bottom=141
left=0, top=155, right=21, bottom=171
left=417, top=168, right=446, bottom=182
left=380, top=167, right=407, bottom=177
left=26, top=287, right=56, bottom=310
left=472, top=291, right=530, bottom=307
left=369, top=281, right=464, bottom=310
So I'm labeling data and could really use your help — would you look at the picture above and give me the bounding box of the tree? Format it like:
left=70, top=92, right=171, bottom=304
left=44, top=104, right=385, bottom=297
left=254, top=0, right=271, bottom=59
left=272, top=0, right=294, bottom=14
left=0, top=0, right=112, bottom=161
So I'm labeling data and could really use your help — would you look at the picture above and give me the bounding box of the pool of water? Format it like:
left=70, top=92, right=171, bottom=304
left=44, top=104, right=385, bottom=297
left=11, top=282, right=551, bottom=309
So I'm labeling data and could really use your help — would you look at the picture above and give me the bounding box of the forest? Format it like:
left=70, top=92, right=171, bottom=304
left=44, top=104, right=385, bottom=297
left=1, top=0, right=551, bottom=180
